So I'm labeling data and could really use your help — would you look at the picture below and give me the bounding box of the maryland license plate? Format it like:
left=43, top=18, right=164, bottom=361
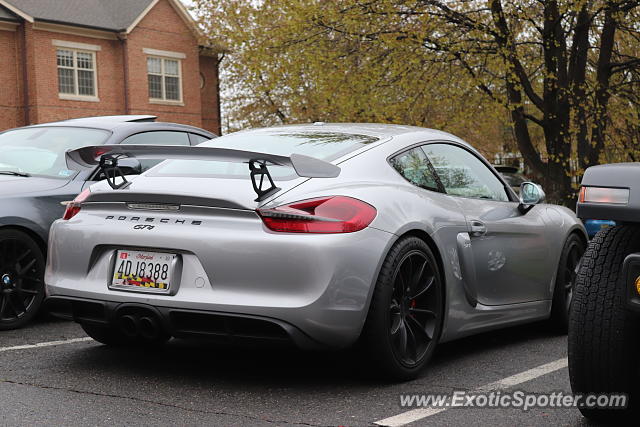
left=111, top=250, right=177, bottom=293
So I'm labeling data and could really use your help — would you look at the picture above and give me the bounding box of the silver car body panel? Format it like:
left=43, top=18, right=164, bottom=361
left=45, top=123, right=587, bottom=347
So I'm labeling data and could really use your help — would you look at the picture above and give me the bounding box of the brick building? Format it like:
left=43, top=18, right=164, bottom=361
left=0, top=0, right=222, bottom=134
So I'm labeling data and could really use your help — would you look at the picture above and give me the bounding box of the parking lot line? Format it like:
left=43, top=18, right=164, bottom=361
left=374, top=408, right=448, bottom=426
left=373, top=357, right=568, bottom=426
left=475, top=358, right=568, bottom=391
left=0, top=337, right=92, bottom=353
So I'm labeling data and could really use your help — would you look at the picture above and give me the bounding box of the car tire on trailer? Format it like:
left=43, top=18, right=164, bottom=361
left=360, top=236, right=444, bottom=381
left=550, top=233, right=586, bottom=333
left=568, top=225, right=640, bottom=421
left=0, top=229, right=46, bottom=330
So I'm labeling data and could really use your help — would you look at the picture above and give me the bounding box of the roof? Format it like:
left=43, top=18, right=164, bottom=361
left=21, top=116, right=214, bottom=136
left=0, top=0, right=203, bottom=36
left=0, top=0, right=152, bottom=30
left=230, top=123, right=473, bottom=154
left=64, top=115, right=158, bottom=123
left=242, top=122, right=462, bottom=139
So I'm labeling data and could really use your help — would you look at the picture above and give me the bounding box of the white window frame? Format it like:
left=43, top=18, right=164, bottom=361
left=146, top=55, right=184, bottom=105
left=55, top=44, right=99, bottom=102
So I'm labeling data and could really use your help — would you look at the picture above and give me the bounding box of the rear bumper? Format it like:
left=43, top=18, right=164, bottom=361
left=45, top=210, right=394, bottom=348
left=577, top=202, right=639, bottom=223
left=45, top=296, right=322, bottom=349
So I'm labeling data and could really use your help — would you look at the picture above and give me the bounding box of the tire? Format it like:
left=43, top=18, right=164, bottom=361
left=81, top=323, right=169, bottom=347
left=0, top=229, right=46, bottom=330
left=360, top=236, right=444, bottom=381
left=568, top=225, right=640, bottom=422
left=550, top=233, right=586, bottom=332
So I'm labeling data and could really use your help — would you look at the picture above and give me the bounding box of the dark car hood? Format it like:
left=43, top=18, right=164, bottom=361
left=0, top=175, right=70, bottom=196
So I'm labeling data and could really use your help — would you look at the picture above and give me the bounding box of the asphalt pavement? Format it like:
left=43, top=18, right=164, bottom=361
left=0, top=318, right=596, bottom=426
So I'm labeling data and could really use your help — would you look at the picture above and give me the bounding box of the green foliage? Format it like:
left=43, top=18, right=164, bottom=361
left=194, top=0, right=508, bottom=154
left=194, top=0, right=640, bottom=204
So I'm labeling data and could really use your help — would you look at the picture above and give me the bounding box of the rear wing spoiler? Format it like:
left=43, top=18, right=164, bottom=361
left=66, top=145, right=341, bottom=201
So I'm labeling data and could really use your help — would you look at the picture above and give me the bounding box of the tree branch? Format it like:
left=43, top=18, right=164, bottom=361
left=489, top=0, right=545, bottom=111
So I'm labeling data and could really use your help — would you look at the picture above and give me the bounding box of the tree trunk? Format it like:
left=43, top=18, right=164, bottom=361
left=589, top=4, right=619, bottom=167
left=569, top=5, right=591, bottom=171
left=541, top=0, right=573, bottom=204
left=505, top=83, right=545, bottom=177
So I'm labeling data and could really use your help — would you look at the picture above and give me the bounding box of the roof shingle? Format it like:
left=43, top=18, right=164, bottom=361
left=2, top=0, right=154, bottom=31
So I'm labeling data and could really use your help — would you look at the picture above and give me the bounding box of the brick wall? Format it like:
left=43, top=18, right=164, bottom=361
left=0, top=0, right=221, bottom=133
left=126, top=0, right=203, bottom=128
left=0, top=25, right=23, bottom=129
left=28, top=28, right=126, bottom=124
left=199, top=55, right=221, bottom=135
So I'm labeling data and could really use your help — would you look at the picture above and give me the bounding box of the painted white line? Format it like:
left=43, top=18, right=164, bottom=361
left=374, top=408, right=447, bottom=427
left=476, top=358, right=568, bottom=392
left=373, top=357, right=568, bottom=426
left=0, top=337, right=93, bottom=353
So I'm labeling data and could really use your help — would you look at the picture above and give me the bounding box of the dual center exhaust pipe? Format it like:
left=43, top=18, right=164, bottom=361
left=117, top=313, right=163, bottom=341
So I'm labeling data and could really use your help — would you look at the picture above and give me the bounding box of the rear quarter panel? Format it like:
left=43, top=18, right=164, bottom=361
left=270, top=141, right=473, bottom=341
left=271, top=134, right=588, bottom=342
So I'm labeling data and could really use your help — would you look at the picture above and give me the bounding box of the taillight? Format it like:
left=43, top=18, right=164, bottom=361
left=579, top=186, right=629, bottom=205
left=62, top=189, right=91, bottom=220
left=257, top=196, right=377, bottom=233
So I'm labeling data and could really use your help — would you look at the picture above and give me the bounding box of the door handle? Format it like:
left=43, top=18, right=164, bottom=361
left=469, top=220, right=487, bottom=237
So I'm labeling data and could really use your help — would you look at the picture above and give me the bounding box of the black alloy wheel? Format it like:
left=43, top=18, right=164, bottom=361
left=0, top=229, right=45, bottom=330
left=360, top=236, right=444, bottom=380
left=389, top=250, right=441, bottom=367
left=562, top=239, right=584, bottom=312
left=550, top=233, right=586, bottom=332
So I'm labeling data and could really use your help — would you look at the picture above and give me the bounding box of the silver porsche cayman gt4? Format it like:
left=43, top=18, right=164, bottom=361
left=45, top=123, right=586, bottom=379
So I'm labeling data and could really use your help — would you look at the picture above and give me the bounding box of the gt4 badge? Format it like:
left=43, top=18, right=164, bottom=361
left=133, top=225, right=155, bottom=230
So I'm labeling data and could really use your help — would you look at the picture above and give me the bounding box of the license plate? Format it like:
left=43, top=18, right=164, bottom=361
left=111, top=250, right=176, bottom=293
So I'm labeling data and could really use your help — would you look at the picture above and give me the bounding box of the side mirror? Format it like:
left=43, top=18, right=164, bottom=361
left=519, top=182, right=545, bottom=214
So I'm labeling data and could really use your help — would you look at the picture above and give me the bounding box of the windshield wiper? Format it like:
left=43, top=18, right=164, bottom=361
left=0, top=170, right=30, bottom=177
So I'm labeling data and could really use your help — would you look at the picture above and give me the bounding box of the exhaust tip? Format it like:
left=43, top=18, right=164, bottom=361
left=118, top=314, right=139, bottom=338
left=138, top=316, right=159, bottom=340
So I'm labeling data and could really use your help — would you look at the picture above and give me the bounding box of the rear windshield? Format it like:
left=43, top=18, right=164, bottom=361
left=0, top=126, right=110, bottom=178
left=150, top=130, right=378, bottom=180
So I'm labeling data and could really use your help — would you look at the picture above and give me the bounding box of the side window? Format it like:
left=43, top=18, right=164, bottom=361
left=190, top=133, right=211, bottom=145
left=121, top=131, right=190, bottom=146
left=121, top=131, right=190, bottom=172
left=390, top=147, right=441, bottom=192
left=422, top=143, right=509, bottom=201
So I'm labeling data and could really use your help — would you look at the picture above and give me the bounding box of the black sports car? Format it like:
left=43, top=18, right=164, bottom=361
left=0, top=115, right=215, bottom=329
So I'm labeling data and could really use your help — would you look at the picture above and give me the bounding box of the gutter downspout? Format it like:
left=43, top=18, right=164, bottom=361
left=216, top=53, right=223, bottom=135
left=119, top=33, right=129, bottom=114
left=20, top=22, right=30, bottom=125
